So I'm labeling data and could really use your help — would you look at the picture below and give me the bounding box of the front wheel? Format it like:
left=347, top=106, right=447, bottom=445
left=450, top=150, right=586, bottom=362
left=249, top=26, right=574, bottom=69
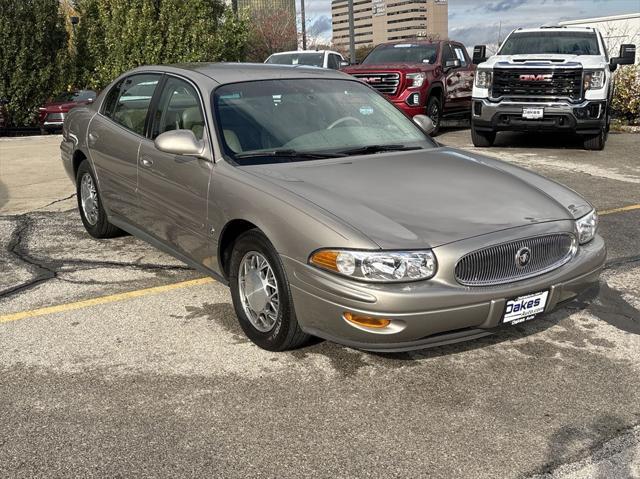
left=426, top=96, right=442, bottom=136
left=229, top=230, right=311, bottom=351
left=76, top=160, right=122, bottom=238
left=583, top=129, right=606, bottom=150
left=471, top=126, right=496, bottom=147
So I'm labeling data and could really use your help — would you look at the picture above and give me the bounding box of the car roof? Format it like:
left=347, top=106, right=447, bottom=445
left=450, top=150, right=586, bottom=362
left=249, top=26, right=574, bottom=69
left=269, top=50, right=334, bottom=55
left=514, top=26, right=598, bottom=33
left=129, top=62, right=349, bottom=85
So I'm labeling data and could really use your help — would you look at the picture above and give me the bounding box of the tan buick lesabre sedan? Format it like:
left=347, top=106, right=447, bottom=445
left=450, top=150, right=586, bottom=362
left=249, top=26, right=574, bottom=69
left=61, top=64, right=605, bottom=352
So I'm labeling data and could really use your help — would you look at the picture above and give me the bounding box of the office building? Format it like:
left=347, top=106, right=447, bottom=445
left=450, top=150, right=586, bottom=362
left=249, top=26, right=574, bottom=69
left=332, top=0, right=448, bottom=49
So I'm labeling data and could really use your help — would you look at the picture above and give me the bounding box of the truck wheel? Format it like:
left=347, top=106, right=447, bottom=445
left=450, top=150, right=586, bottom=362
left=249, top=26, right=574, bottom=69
left=471, top=126, right=496, bottom=147
left=229, top=229, right=311, bottom=351
left=426, top=96, right=441, bottom=136
left=583, top=129, right=606, bottom=151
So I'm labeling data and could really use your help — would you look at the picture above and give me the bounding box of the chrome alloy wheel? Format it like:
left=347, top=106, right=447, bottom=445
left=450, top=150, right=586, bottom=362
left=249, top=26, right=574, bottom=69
left=238, top=251, right=280, bottom=332
left=80, top=172, right=99, bottom=226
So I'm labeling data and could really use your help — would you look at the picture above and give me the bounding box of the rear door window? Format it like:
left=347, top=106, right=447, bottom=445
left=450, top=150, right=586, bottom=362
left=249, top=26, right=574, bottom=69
left=111, top=74, right=161, bottom=136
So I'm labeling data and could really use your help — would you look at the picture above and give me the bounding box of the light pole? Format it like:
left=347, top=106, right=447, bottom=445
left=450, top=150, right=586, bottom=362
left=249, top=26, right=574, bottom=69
left=300, top=0, right=307, bottom=50
left=348, top=0, right=355, bottom=63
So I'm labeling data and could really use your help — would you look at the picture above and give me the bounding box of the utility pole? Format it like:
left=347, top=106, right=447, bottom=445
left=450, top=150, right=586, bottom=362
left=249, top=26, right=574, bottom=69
left=301, top=0, right=307, bottom=50
left=348, top=0, right=355, bottom=63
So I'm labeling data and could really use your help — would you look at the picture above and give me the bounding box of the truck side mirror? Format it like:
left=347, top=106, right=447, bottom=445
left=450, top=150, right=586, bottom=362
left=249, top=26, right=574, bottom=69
left=611, top=43, right=636, bottom=71
left=472, top=45, right=487, bottom=65
left=339, top=60, right=350, bottom=68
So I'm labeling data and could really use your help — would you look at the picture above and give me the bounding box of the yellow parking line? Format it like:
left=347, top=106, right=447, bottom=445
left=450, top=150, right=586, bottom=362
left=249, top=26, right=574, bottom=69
left=2, top=202, right=640, bottom=325
left=0, top=277, right=213, bottom=324
left=599, top=204, right=640, bottom=216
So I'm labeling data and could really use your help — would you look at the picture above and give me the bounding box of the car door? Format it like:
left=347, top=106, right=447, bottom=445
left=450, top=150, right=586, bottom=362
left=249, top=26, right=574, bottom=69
left=451, top=43, right=475, bottom=111
left=88, top=73, right=161, bottom=219
left=137, top=75, right=213, bottom=261
left=442, top=42, right=467, bottom=112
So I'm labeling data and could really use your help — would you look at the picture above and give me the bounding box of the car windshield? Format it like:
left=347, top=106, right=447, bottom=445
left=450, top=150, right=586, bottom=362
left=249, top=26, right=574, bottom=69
left=499, top=31, right=600, bottom=55
left=53, top=90, right=96, bottom=102
left=362, top=43, right=439, bottom=65
left=266, top=52, right=325, bottom=67
left=213, top=79, right=434, bottom=165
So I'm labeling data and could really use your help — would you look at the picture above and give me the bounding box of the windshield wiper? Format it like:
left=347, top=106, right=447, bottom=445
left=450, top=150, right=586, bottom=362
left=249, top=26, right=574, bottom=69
left=338, top=144, right=423, bottom=156
left=234, top=149, right=346, bottom=160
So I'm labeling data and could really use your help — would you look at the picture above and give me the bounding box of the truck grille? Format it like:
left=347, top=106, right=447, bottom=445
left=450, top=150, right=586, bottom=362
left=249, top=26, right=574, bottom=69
left=492, top=68, right=583, bottom=101
left=352, top=72, right=401, bottom=96
left=454, top=234, right=576, bottom=286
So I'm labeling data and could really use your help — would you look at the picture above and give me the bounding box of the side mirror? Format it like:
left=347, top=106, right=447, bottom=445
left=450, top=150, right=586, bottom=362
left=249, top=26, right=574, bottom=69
left=86, top=98, right=94, bottom=104
left=473, top=45, right=487, bottom=65
left=413, top=114, right=435, bottom=135
left=339, top=60, right=350, bottom=68
left=154, top=129, right=204, bottom=157
left=611, top=43, right=636, bottom=70
left=445, top=59, right=461, bottom=69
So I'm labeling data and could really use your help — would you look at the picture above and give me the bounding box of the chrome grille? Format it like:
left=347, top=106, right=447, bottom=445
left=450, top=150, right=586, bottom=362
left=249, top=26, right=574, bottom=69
left=492, top=68, right=583, bottom=101
left=352, top=72, right=401, bottom=95
left=455, top=234, right=576, bottom=286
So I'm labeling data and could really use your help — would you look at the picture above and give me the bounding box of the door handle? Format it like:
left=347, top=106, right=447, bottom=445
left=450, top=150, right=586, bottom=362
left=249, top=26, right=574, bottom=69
left=140, top=157, right=154, bottom=167
left=88, top=132, right=98, bottom=146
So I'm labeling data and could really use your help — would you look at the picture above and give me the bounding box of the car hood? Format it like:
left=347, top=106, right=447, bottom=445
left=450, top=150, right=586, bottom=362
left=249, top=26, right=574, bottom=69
left=343, top=63, right=437, bottom=72
left=481, top=54, right=606, bottom=69
left=242, top=148, right=579, bottom=249
left=41, top=100, right=84, bottom=111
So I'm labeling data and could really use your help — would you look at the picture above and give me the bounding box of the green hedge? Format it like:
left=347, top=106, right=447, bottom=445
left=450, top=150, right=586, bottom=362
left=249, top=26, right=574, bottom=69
left=0, top=0, right=249, bottom=127
left=612, top=64, right=640, bottom=125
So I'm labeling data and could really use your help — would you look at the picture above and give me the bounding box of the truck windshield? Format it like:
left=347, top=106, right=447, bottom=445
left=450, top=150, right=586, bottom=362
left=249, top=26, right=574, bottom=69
left=266, top=52, right=324, bottom=67
left=499, top=31, right=600, bottom=55
left=362, top=43, right=439, bottom=65
left=213, top=79, right=434, bottom=165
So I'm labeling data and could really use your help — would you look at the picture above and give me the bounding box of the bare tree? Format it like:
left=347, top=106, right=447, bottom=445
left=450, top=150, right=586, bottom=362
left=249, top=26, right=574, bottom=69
left=245, top=8, right=298, bottom=62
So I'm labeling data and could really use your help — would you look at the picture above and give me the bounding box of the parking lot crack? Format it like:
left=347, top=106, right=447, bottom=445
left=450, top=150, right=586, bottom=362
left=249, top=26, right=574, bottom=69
left=33, top=193, right=76, bottom=211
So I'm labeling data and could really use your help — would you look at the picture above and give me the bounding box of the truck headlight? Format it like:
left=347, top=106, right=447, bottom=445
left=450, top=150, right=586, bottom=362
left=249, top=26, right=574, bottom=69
left=406, top=72, right=426, bottom=88
left=475, top=70, right=492, bottom=89
left=575, top=209, right=598, bottom=244
left=583, top=70, right=605, bottom=90
left=310, top=249, right=437, bottom=282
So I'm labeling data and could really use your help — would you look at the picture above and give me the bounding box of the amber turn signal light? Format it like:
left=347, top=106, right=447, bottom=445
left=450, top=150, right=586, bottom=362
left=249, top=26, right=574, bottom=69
left=343, top=312, right=391, bottom=329
left=310, top=250, right=339, bottom=271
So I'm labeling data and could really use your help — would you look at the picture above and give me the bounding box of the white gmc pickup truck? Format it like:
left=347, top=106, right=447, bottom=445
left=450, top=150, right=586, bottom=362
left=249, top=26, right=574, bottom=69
left=471, top=26, right=636, bottom=150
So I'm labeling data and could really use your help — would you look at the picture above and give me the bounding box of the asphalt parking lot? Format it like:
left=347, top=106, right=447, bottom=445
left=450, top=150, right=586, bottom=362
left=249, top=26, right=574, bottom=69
left=1, top=131, right=639, bottom=478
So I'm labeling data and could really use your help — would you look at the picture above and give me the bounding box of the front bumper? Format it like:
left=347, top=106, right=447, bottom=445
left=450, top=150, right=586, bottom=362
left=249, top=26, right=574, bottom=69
left=392, top=100, right=423, bottom=118
left=472, top=99, right=607, bottom=135
left=284, top=225, right=606, bottom=352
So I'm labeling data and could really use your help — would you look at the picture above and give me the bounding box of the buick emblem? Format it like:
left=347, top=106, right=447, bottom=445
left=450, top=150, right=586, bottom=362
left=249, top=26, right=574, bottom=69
left=515, top=247, right=531, bottom=269
left=519, top=73, right=553, bottom=82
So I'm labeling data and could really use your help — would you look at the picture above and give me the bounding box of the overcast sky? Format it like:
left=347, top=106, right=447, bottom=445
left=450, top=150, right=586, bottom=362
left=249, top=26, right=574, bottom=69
left=302, top=0, right=640, bottom=46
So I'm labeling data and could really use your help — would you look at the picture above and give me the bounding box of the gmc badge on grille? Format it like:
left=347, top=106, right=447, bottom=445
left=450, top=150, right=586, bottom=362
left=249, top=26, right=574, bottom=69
left=519, top=74, right=553, bottom=82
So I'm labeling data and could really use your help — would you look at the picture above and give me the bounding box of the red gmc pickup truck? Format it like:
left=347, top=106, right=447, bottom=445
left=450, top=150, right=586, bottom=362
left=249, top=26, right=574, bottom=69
left=342, top=40, right=475, bottom=134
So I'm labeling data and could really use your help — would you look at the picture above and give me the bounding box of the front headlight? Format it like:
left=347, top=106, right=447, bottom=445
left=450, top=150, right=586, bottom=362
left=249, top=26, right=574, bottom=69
left=583, top=70, right=605, bottom=90
left=310, top=249, right=437, bottom=282
left=575, top=209, right=598, bottom=244
left=475, top=70, right=492, bottom=89
left=407, top=72, right=426, bottom=89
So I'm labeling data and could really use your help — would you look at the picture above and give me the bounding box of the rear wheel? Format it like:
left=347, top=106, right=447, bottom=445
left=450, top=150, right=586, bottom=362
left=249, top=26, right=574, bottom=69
left=76, top=160, right=122, bottom=238
left=229, top=229, right=310, bottom=351
left=471, top=126, right=496, bottom=147
left=426, top=96, right=442, bottom=136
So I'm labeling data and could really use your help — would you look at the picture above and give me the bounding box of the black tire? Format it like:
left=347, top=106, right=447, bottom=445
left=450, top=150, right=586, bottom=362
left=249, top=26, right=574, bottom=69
left=426, top=95, right=442, bottom=136
left=583, top=129, right=606, bottom=150
left=39, top=127, right=49, bottom=135
left=76, top=160, right=122, bottom=238
left=229, top=229, right=311, bottom=351
left=471, top=126, right=496, bottom=147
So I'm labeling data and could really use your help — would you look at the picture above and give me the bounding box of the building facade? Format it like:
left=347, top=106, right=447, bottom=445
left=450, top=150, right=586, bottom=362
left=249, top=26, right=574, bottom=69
left=332, top=0, right=448, bottom=49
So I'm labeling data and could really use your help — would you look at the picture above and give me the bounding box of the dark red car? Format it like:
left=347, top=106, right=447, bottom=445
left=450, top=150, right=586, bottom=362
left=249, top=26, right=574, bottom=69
left=342, top=40, right=475, bottom=134
left=39, top=90, right=97, bottom=134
